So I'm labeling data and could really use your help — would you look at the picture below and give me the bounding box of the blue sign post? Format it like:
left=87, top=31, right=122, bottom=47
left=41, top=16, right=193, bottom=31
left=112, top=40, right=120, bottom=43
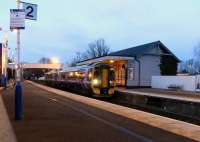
left=12, top=0, right=25, bottom=121
left=15, top=81, right=22, bottom=120
left=12, top=0, right=37, bottom=120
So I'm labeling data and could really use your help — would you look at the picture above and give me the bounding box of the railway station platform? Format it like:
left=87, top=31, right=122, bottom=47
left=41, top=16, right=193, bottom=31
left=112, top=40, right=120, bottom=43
left=116, top=88, right=200, bottom=103
left=1, top=81, right=200, bottom=142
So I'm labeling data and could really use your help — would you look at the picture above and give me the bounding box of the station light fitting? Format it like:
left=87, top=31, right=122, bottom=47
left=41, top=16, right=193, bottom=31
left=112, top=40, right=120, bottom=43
left=109, top=60, right=114, bottom=63
left=12, top=29, right=18, bottom=33
left=50, top=57, right=59, bottom=64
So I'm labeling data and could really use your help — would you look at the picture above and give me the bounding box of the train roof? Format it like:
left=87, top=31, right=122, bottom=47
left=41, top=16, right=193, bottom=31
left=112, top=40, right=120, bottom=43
left=60, top=62, right=111, bottom=73
left=60, top=65, right=88, bottom=73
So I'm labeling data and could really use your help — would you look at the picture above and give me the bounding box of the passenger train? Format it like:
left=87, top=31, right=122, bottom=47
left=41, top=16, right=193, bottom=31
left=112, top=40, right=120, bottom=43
left=44, top=62, right=115, bottom=97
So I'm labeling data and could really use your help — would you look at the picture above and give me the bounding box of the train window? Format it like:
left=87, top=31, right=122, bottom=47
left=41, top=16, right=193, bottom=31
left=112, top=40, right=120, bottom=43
left=78, top=72, right=85, bottom=79
left=94, top=67, right=100, bottom=79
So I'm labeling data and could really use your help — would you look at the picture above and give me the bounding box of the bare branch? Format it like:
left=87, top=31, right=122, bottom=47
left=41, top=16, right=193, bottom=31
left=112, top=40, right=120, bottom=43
left=70, top=38, right=110, bottom=66
left=38, top=57, right=50, bottom=64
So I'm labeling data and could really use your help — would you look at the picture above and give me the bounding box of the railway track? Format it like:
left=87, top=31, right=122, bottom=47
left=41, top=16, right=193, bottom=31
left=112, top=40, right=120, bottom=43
left=34, top=80, right=200, bottom=126
left=107, top=96, right=200, bottom=125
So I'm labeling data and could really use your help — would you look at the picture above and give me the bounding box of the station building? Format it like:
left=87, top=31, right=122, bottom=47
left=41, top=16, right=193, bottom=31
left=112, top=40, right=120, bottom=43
left=77, top=41, right=180, bottom=88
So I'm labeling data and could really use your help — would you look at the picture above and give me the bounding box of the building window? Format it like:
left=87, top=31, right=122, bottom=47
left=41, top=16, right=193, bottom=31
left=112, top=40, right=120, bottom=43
left=128, top=63, right=135, bottom=80
left=128, top=68, right=134, bottom=80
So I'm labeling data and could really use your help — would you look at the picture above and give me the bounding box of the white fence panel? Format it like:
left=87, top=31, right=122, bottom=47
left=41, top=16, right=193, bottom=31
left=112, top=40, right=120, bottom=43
left=151, top=76, right=196, bottom=91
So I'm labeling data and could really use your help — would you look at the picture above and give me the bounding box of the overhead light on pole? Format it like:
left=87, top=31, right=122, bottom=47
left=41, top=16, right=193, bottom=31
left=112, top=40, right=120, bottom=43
left=50, top=57, right=60, bottom=64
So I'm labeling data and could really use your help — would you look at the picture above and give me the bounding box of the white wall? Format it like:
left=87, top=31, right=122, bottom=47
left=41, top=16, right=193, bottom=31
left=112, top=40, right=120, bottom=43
left=140, top=56, right=161, bottom=86
left=126, top=56, right=161, bottom=87
left=151, top=76, right=196, bottom=91
left=127, top=59, right=139, bottom=86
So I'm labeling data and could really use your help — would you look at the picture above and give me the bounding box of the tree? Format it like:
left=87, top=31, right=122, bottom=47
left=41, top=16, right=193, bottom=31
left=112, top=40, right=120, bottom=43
left=193, top=43, right=200, bottom=73
left=85, top=38, right=110, bottom=59
left=177, top=43, right=200, bottom=74
left=178, top=61, right=189, bottom=73
left=38, top=57, right=50, bottom=64
left=70, top=52, right=82, bottom=67
left=69, top=38, right=110, bottom=66
left=194, top=42, right=200, bottom=59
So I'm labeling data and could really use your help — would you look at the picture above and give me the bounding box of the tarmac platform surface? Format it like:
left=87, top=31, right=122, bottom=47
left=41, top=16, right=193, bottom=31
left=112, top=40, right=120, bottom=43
left=1, top=81, right=200, bottom=142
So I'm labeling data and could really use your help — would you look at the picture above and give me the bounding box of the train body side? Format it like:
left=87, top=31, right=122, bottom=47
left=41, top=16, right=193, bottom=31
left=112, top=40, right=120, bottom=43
left=44, top=62, right=115, bottom=97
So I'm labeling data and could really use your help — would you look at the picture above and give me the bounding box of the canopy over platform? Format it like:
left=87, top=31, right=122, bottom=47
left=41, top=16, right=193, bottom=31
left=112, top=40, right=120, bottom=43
left=8, top=63, right=62, bottom=70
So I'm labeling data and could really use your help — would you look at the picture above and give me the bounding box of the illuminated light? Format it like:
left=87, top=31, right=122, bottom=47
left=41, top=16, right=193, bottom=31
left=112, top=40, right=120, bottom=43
left=50, top=57, right=59, bottom=64
left=109, top=60, right=114, bottom=63
left=70, top=72, right=73, bottom=76
left=92, top=79, right=99, bottom=85
left=75, top=72, right=79, bottom=76
left=11, top=29, right=18, bottom=33
left=88, top=73, right=92, bottom=78
left=15, top=64, right=17, bottom=69
left=109, top=81, right=115, bottom=87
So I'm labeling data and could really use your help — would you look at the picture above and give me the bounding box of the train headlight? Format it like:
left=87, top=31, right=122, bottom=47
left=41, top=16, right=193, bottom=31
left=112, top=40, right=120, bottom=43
left=69, top=72, right=73, bottom=76
left=109, top=80, right=114, bottom=86
left=92, top=79, right=99, bottom=86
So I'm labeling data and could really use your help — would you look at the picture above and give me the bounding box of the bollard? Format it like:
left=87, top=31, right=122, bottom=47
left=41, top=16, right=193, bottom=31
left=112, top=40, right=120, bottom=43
left=15, top=81, right=22, bottom=120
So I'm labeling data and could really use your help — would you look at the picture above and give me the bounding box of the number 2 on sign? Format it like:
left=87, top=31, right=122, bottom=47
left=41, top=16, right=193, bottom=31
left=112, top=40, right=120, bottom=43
left=26, top=6, right=34, bottom=17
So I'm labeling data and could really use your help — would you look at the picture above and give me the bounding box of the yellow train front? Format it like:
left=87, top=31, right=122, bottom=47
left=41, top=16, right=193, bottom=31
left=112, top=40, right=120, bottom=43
left=58, top=62, right=115, bottom=97
left=88, top=63, right=115, bottom=97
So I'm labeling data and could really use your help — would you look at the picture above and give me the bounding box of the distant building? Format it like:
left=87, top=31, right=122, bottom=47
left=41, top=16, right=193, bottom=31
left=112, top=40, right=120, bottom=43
left=77, top=41, right=180, bottom=88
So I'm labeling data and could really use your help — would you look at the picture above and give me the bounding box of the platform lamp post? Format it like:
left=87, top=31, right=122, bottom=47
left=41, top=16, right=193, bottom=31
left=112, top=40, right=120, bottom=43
left=14, top=0, right=23, bottom=120
left=0, top=28, right=13, bottom=88
left=0, top=29, right=7, bottom=88
left=2, top=32, right=8, bottom=88
left=0, top=28, right=16, bottom=80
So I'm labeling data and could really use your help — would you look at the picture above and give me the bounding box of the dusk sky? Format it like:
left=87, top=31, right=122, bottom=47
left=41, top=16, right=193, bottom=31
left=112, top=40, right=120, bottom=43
left=1, top=0, right=200, bottom=63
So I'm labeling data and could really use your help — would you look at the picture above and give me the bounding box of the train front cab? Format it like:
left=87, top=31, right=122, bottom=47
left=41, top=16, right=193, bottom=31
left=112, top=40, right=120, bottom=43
left=91, top=64, right=115, bottom=97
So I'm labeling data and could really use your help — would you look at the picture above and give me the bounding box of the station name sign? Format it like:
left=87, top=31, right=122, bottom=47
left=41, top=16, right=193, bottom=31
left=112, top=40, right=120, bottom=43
left=10, top=9, right=25, bottom=30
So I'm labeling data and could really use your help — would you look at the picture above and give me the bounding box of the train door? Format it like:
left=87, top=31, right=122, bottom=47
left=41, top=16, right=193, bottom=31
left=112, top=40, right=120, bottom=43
left=101, top=68, right=109, bottom=88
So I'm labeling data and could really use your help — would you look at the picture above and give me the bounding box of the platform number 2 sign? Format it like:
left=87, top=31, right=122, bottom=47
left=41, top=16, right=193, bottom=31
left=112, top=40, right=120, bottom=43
left=22, top=2, right=37, bottom=20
